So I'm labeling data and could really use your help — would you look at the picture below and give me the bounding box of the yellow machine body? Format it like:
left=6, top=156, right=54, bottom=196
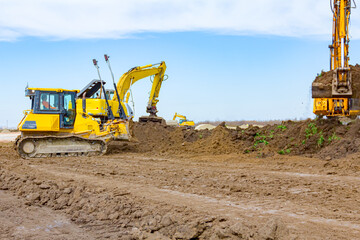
left=76, top=98, right=131, bottom=118
left=313, top=98, right=360, bottom=117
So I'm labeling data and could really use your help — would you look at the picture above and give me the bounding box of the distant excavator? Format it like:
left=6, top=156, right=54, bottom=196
left=173, top=113, right=195, bottom=127
left=312, top=0, right=360, bottom=117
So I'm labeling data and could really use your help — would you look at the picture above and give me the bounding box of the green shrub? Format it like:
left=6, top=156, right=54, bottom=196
left=305, top=123, right=318, bottom=139
left=317, top=131, right=324, bottom=147
left=328, top=133, right=340, bottom=143
left=277, top=125, right=287, bottom=131
left=254, top=133, right=269, bottom=147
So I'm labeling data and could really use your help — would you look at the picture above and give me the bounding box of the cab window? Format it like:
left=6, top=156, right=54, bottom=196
left=106, top=90, right=114, bottom=99
left=63, top=92, right=76, bottom=127
left=40, top=92, right=59, bottom=110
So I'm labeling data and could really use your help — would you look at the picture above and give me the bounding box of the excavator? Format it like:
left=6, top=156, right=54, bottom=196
left=312, top=0, right=360, bottom=117
left=173, top=113, right=195, bottom=127
left=81, top=56, right=167, bottom=123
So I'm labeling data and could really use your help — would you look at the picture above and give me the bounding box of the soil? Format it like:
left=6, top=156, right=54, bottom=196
left=312, top=64, right=360, bottom=98
left=1, top=119, right=360, bottom=239
left=109, top=119, right=360, bottom=160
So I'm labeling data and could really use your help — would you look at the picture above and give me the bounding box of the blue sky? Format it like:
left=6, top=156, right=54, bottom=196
left=1, top=1, right=360, bottom=128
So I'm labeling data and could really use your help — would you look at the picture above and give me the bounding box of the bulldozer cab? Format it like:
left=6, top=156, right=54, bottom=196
left=25, top=88, right=78, bottom=129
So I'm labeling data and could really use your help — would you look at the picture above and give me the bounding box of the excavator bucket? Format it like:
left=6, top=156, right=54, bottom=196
left=312, top=69, right=352, bottom=98
left=312, top=82, right=332, bottom=98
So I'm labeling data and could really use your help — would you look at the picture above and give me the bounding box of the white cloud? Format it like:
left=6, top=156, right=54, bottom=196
left=0, top=0, right=359, bottom=40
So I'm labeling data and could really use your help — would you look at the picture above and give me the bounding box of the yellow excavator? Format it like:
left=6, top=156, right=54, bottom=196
left=312, top=0, right=360, bottom=117
left=173, top=113, right=195, bottom=127
left=112, top=59, right=167, bottom=123
left=82, top=56, right=167, bottom=123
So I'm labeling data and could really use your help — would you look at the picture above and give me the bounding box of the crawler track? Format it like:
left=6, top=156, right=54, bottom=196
left=15, top=135, right=107, bottom=158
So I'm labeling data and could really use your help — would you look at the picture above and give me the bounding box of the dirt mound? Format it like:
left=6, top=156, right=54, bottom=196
left=113, top=119, right=360, bottom=159
left=312, top=64, right=360, bottom=98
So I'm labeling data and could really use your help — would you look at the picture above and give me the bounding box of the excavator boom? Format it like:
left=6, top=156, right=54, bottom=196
left=112, top=61, right=167, bottom=123
left=331, top=0, right=352, bottom=96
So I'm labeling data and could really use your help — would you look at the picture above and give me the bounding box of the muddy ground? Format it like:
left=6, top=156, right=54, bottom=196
left=1, top=120, right=360, bottom=239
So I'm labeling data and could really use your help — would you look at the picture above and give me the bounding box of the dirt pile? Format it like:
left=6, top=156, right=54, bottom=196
left=114, top=119, right=360, bottom=159
left=312, top=64, right=360, bottom=98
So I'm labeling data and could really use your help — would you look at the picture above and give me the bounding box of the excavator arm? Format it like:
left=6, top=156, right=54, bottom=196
left=112, top=62, right=167, bottom=118
left=173, top=112, right=187, bottom=121
left=331, top=0, right=352, bottom=96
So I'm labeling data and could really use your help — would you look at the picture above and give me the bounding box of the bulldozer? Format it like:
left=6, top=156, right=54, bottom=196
left=312, top=0, right=360, bottom=117
left=16, top=85, right=131, bottom=158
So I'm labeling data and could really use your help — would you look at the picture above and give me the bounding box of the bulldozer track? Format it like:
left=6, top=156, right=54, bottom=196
left=16, top=135, right=107, bottom=159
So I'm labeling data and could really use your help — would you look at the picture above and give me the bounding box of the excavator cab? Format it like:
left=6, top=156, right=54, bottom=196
left=19, top=88, right=78, bottom=131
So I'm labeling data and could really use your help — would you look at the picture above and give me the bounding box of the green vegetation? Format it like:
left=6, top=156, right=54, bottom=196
left=198, top=134, right=203, bottom=139
left=277, top=125, right=287, bottom=131
left=254, top=133, right=269, bottom=147
left=268, top=130, right=275, bottom=139
left=278, top=148, right=291, bottom=155
left=317, top=131, right=325, bottom=147
left=305, top=123, right=318, bottom=139
left=328, top=132, right=340, bottom=143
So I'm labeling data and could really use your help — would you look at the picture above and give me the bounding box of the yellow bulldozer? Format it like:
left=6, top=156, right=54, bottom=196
left=16, top=57, right=168, bottom=158
left=16, top=85, right=131, bottom=158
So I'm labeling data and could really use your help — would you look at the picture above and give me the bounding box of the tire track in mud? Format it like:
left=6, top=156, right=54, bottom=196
left=23, top=158, right=360, bottom=239
left=1, top=144, right=360, bottom=239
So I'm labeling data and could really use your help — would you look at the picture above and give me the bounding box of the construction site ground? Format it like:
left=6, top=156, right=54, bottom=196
left=1, top=120, right=360, bottom=239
